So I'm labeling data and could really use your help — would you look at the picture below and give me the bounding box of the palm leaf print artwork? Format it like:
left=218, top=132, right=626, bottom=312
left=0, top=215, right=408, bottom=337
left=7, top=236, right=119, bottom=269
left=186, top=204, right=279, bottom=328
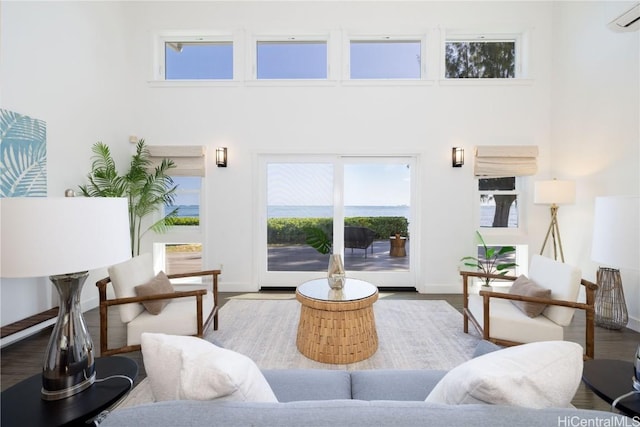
left=0, top=109, right=47, bottom=198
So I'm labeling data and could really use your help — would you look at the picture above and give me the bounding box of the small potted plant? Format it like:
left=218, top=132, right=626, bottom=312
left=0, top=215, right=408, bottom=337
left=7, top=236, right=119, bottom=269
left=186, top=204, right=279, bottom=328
left=460, top=231, right=517, bottom=288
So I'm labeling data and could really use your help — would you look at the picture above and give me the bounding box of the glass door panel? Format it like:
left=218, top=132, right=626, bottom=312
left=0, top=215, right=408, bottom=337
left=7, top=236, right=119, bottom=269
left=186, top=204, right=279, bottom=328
left=267, top=163, right=333, bottom=272
left=343, top=162, right=410, bottom=272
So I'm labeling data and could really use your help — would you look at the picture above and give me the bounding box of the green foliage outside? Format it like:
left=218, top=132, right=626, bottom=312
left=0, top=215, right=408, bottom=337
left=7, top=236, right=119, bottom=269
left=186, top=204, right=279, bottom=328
left=268, top=216, right=409, bottom=245
left=167, top=216, right=200, bottom=226
left=445, top=41, right=515, bottom=78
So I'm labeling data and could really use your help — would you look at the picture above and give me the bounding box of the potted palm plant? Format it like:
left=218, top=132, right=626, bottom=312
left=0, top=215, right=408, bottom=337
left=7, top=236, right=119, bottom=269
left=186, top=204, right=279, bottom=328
left=460, top=231, right=517, bottom=288
left=79, top=139, right=178, bottom=256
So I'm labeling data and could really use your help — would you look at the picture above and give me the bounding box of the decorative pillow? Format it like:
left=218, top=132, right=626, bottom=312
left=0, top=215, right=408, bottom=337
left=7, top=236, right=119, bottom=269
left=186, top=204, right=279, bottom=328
left=425, top=341, right=583, bottom=409
left=140, top=333, right=278, bottom=403
left=508, top=275, right=551, bottom=318
left=134, top=271, right=174, bottom=315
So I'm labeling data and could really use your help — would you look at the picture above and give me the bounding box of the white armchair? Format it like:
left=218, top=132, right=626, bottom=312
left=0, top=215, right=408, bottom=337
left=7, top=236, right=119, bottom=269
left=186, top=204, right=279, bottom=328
left=96, top=253, right=220, bottom=356
left=461, top=255, right=597, bottom=359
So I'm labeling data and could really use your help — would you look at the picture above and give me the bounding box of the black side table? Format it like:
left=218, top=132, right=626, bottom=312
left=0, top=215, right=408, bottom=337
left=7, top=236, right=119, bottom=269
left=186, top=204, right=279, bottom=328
left=1, top=356, right=138, bottom=427
left=582, top=359, right=640, bottom=418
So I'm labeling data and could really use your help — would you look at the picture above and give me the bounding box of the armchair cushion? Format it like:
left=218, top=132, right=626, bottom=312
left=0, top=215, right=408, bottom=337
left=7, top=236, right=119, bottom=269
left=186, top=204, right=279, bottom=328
left=141, top=333, right=278, bottom=403
left=425, top=341, right=583, bottom=408
left=134, top=271, right=175, bottom=315
left=127, top=292, right=215, bottom=346
left=508, top=275, right=551, bottom=318
left=529, top=255, right=581, bottom=326
left=467, top=295, right=564, bottom=343
left=108, top=253, right=155, bottom=323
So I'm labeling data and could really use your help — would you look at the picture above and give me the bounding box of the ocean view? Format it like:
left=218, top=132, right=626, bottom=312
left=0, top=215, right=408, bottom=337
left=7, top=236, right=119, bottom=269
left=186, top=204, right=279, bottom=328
left=174, top=204, right=516, bottom=227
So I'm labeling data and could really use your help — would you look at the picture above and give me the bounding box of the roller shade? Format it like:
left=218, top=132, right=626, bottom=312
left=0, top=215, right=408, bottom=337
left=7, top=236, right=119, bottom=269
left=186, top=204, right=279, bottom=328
left=147, top=145, right=206, bottom=177
left=474, top=145, right=538, bottom=177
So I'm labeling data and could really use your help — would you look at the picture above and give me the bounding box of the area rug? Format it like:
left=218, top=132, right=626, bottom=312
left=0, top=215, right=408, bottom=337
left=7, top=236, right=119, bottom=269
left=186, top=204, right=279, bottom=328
left=207, top=299, right=481, bottom=371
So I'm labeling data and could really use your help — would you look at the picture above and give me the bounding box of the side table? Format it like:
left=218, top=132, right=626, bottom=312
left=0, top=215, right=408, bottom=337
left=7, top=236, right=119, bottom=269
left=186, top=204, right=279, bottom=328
left=1, top=356, right=138, bottom=427
left=582, top=359, right=640, bottom=418
left=296, top=278, right=379, bottom=364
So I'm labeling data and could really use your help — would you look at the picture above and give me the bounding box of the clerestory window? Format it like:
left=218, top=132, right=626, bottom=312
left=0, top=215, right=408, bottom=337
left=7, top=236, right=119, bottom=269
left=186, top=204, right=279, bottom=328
left=445, top=35, right=519, bottom=79
left=349, top=39, right=422, bottom=79
left=256, top=39, right=328, bottom=79
left=155, top=33, right=234, bottom=81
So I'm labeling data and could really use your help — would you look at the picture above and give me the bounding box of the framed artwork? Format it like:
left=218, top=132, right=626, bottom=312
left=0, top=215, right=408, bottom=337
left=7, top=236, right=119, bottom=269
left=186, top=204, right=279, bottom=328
left=0, top=109, right=47, bottom=198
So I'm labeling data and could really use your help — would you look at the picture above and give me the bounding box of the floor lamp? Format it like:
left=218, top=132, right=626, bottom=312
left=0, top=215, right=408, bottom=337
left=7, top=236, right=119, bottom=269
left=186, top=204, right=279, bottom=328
left=534, top=179, right=576, bottom=262
left=591, top=195, right=639, bottom=330
left=0, top=196, right=130, bottom=400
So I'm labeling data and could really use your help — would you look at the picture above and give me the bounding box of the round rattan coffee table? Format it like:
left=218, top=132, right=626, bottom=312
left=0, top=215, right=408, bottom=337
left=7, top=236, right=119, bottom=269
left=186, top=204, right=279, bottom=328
left=295, top=278, right=378, bottom=364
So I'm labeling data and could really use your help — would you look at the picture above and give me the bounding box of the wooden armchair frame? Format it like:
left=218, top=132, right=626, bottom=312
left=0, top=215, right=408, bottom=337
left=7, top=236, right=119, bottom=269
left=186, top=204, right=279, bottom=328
left=96, top=269, right=220, bottom=356
left=460, top=271, right=597, bottom=359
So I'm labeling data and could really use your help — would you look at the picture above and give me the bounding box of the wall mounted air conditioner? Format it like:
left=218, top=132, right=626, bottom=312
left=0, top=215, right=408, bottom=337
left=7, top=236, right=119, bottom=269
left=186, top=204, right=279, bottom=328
left=608, top=2, right=640, bottom=32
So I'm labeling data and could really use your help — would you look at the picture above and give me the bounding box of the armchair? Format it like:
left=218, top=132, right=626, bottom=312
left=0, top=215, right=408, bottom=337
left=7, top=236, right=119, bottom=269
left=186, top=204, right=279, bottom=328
left=461, top=255, right=597, bottom=359
left=96, top=253, right=220, bottom=356
left=344, top=226, right=376, bottom=258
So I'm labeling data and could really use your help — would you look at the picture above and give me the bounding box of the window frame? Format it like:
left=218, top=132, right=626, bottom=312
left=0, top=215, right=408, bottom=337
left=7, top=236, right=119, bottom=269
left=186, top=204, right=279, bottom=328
left=441, top=30, right=528, bottom=82
left=153, top=31, right=238, bottom=84
left=250, top=34, right=332, bottom=82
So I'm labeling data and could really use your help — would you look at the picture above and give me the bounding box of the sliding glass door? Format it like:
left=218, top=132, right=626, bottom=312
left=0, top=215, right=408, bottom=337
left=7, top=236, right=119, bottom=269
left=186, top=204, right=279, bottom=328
left=258, top=155, right=416, bottom=288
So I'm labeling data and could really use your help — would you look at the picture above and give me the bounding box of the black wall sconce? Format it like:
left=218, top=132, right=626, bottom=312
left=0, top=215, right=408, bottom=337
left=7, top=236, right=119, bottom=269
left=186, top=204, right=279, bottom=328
left=452, top=147, right=464, bottom=167
left=216, top=147, right=228, bottom=167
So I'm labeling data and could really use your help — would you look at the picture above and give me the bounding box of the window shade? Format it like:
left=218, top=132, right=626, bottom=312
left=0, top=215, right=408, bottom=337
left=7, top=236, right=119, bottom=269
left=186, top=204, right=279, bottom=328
left=474, top=145, right=538, bottom=177
left=147, top=146, right=205, bottom=177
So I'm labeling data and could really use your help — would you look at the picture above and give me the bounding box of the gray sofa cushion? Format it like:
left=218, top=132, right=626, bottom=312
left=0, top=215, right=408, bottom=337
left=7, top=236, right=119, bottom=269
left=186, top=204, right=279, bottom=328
left=350, top=369, right=447, bottom=400
left=262, top=369, right=352, bottom=402
left=101, top=399, right=628, bottom=427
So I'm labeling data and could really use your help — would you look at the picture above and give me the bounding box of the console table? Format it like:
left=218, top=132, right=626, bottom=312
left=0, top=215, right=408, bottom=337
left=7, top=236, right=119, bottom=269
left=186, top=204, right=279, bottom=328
left=296, top=278, right=378, bottom=364
left=1, top=356, right=138, bottom=427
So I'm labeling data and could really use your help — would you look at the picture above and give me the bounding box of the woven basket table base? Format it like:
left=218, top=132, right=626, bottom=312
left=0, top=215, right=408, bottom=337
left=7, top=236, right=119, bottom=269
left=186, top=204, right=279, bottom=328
left=296, top=291, right=378, bottom=364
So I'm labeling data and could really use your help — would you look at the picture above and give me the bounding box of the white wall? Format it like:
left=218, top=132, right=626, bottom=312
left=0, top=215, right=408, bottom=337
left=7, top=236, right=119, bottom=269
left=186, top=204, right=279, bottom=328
left=1, top=1, right=638, bottom=331
left=550, top=1, right=640, bottom=330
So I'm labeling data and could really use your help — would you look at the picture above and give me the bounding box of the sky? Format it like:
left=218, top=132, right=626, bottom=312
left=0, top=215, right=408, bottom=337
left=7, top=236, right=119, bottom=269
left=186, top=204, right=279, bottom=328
left=165, top=40, right=422, bottom=80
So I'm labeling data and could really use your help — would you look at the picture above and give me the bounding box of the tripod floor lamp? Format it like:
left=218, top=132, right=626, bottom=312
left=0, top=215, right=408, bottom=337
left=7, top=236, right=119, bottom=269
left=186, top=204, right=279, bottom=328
left=534, top=179, right=576, bottom=262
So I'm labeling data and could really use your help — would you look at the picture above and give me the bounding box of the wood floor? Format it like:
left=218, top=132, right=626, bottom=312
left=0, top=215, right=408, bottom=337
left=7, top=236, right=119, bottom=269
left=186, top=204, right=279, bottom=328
left=2, top=291, right=638, bottom=413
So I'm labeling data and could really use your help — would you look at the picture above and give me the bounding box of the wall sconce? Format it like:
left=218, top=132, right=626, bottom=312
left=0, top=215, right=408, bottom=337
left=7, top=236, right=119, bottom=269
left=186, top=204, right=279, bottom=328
left=452, top=147, right=464, bottom=167
left=216, top=147, right=227, bottom=168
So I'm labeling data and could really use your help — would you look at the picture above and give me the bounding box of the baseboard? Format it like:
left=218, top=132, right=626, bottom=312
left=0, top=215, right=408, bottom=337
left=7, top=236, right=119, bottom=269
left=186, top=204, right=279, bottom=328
left=627, top=316, right=640, bottom=333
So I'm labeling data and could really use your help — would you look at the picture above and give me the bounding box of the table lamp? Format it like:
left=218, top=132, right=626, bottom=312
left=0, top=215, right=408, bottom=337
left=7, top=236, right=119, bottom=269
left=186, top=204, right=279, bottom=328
left=0, top=196, right=130, bottom=400
left=591, top=195, right=640, bottom=330
left=534, top=179, right=576, bottom=262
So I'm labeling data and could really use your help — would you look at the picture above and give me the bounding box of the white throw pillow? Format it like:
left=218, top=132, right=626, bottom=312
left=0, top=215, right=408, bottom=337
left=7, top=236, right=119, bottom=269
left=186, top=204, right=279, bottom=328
left=425, top=341, right=583, bottom=408
left=141, top=333, right=278, bottom=403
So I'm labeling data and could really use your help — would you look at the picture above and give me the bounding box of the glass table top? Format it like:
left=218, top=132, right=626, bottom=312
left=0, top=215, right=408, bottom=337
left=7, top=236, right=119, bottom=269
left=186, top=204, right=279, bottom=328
left=297, top=278, right=377, bottom=302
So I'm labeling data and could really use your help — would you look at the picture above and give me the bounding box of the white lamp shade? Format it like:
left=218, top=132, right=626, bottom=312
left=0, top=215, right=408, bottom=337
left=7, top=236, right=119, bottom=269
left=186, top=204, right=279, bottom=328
left=591, top=195, right=640, bottom=270
left=534, top=180, right=576, bottom=205
left=1, top=197, right=131, bottom=278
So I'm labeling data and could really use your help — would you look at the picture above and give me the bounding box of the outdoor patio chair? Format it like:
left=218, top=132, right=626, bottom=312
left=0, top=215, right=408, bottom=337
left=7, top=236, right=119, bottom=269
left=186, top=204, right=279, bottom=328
left=96, top=253, right=220, bottom=356
left=460, top=255, right=597, bottom=359
left=344, top=226, right=376, bottom=258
